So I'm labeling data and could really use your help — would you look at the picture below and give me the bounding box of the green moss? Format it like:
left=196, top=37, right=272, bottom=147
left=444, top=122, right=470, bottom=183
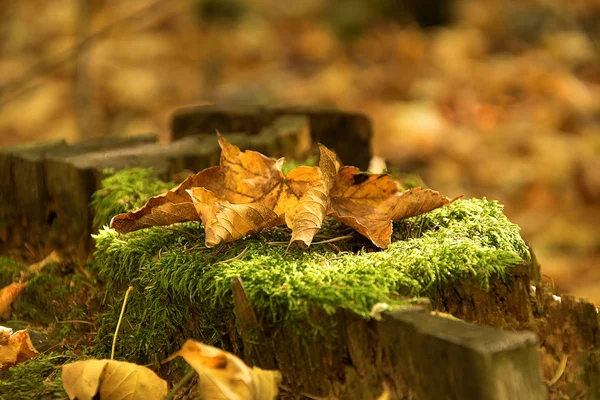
left=92, top=179, right=529, bottom=363
left=0, top=351, right=79, bottom=400
left=14, top=263, right=69, bottom=324
left=281, top=155, right=318, bottom=175
left=0, top=257, right=25, bottom=287
left=10, top=261, right=101, bottom=344
left=90, top=168, right=173, bottom=228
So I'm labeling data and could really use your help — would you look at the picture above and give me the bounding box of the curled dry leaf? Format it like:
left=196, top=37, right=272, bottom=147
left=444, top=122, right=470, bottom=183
left=110, top=134, right=456, bottom=249
left=0, top=281, right=27, bottom=319
left=109, top=171, right=208, bottom=233
left=286, top=144, right=341, bottom=248
left=328, top=167, right=457, bottom=248
left=112, top=133, right=321, bottom=247
left=0, top=326, right=39, bottom=369
left=62, top=359, right=168, bottom=400
left=188, top=188, right=282, bottom=248
left=173, top=339, right=281, bottom=400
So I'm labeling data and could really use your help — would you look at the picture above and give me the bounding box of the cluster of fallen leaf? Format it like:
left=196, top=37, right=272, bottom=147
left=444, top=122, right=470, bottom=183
left=62, top=339, right=281, bottom=400
left=0, top=327, right=280, bottom=400
left=111, top=134, right=455, bottom=249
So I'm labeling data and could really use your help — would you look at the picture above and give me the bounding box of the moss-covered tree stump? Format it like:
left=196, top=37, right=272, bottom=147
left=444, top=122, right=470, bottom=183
left=90, top=169, right=600, bottom=399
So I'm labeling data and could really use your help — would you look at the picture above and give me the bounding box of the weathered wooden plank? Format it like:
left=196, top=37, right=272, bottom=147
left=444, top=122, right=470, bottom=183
left=171, top=105, right=265, bottom=136
left=269, top=105, right=372, bottom=169
left=253, top=115, right=312, bottom=160
left=43, top=135, right=158, bottom=253
left=378, top=309, right=546, bottom=400
left=231, top=274, right=546, bottom=399
left=0, top=140, right=67, bottom=224
left=170, top=105, right=372, bottom=168
left=435, top=257, right=600, bottom=397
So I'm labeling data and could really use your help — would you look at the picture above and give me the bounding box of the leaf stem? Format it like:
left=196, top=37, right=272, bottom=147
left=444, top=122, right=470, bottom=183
left=548, top=354, right=568, bottom=386
left=111, top=285, right=134, bottom=360
left=214, top=247, right=248, bottom=265
left=164, top=369, right=196, bottom=400
left=267, top=235, right=354, bottom=246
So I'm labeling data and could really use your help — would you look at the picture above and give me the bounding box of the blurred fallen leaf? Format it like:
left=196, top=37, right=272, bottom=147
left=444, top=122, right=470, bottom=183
left=174, top=339, right=281, bottom=400
left=0, top=327, right=39, bottom=369
left=17, top=250, right=62, bottom=282
left=62, top=359, right=168, bottom=400
left=26, top=250, right=61, bottom=274
left=0, top=282, right=28, bottom=319
left=376, top=382, right=391, bottom=400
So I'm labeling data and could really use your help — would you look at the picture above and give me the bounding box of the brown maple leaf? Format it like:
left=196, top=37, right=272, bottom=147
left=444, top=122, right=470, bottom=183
left=110, top=134, right=456, bottom=249
left=112, top=133, right=322, bottom=247
left=327, top=166, right=456, bottom=248
left=286, top=144, right=341, bottom=248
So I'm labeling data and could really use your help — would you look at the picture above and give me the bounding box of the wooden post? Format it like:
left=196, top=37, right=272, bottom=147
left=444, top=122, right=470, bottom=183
left=378, top=309, right=545, bottom=399
left=231, top=276, right=546, bottom=399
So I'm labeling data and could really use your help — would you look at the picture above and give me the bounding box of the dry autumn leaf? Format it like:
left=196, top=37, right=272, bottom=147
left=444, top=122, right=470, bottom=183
left=0, top=251, right=61, bottom=319
left=112, top=133, right=321, bottom=247
left=173, top=339, right=281, bottom=400
left=328, top=167, right=456, bottom=248
left=110, top=134, right=455, bottom=248
left=62, top=359, right=168, bottom=400
left=286, top=144, right=341, bottom=248
left=0, top=282, right=27, bottom=319
left=0, top=326, right=39, bottom=369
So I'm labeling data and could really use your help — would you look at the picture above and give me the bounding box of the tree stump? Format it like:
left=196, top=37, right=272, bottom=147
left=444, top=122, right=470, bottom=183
left=91, top=190, right=600, bottom=399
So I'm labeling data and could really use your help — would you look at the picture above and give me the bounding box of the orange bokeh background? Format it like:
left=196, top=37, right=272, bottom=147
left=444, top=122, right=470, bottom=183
left=1, top=0, right=598, bottom=301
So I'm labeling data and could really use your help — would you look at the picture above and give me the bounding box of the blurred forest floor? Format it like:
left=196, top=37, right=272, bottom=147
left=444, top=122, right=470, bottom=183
left=0, top=0, right=599, bottom=302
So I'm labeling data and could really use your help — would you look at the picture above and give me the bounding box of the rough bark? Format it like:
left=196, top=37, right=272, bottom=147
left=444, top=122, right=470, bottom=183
left=232, top=273, right=547, bottom=399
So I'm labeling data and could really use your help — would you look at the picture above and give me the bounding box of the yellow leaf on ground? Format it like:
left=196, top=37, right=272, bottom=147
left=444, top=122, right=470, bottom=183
left=0, top=327, right=39, bottom=369
left=174, top=339, right=281, bottom=400
left=62, top=359, right=168, bottom=400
